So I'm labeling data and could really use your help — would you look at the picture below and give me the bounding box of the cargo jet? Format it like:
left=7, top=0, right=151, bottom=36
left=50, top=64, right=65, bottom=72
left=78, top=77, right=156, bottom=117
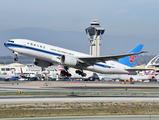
left=4, top=39, right=146, bottom=76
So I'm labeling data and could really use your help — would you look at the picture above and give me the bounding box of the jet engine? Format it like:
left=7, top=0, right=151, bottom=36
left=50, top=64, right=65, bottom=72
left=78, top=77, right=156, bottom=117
left=34, top=58, right=53, bottom=67
left=61, top=55, right=78, bottom=67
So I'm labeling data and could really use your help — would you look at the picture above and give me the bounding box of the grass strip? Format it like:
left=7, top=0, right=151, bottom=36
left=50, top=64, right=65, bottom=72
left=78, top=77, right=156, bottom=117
left=0, top=102, right=159, bottom=118
left=0, top=92, right=159, bottom=96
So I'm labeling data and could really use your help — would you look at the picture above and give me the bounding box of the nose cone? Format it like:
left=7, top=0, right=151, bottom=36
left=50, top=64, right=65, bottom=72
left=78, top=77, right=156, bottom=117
left=4, top=42, right=8, bottom=47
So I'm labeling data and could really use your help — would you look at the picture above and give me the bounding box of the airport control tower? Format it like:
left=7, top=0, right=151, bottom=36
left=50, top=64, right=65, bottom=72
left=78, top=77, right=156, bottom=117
left=85, top=20, right=105, bottom=56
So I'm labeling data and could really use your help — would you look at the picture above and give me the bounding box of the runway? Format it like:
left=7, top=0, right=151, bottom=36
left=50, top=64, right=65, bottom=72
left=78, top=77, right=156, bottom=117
left=0, top=95, right=159, bottom=104
left=0, top=81, right=159, bottom=104
left=1, top=81, right=159, bottom=119
left=2, top=115, right=159, bottom=120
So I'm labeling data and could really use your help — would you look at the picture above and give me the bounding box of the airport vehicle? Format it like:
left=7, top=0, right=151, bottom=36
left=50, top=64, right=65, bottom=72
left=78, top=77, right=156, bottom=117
left=18, top=78, right=28, bottom=81
left=4, top=39, right=146, bottom=76
left=0, top=74, right=19, bottom=81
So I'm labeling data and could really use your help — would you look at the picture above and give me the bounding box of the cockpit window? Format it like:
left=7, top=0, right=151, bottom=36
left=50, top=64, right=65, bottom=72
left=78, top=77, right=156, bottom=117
left=8, top=40, right=14, bottom=43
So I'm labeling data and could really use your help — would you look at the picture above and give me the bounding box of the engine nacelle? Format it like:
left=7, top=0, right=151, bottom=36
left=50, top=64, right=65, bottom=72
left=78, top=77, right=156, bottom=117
left=61, top=55, right=78, bottom=67
left=34, top=58, right=53, bottom=67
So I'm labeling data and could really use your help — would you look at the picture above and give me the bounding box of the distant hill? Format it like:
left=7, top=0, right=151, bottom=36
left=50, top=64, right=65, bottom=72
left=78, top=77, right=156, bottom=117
left=0, top=28, right=159, bottom=56
left=134, top=55, right=156, bottom=66
left=0, top=56, right=34, bottom=64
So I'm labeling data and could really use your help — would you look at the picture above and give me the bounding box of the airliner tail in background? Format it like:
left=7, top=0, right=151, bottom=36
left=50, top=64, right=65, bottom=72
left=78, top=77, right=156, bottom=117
left=144, top=70, right=156, bottom=79
left=58, top=65, right=71, bottom=77
left=58, top=65, right=65, bottom=71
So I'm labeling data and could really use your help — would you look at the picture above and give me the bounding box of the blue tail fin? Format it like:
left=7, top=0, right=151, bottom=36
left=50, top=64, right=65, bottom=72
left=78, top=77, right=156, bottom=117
left=118, top=44, right=144, bottom=67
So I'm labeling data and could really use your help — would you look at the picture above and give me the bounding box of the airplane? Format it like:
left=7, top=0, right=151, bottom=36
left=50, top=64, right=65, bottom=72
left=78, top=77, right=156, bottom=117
left=120, top=70, right=156, bottom=82
left=100, top=70, right=156, bottom=82
left=19, top=68, right=37, bottom=80
left=57, top=65, right=99, bottom=80
left=4, top=39, right=147, bottom=76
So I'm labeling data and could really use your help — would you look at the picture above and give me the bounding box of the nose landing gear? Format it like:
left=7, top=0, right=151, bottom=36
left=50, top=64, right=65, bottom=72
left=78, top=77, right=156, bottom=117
left=13, top=52, right=18, bottom=61
left=14, top=57, right=18, bottom=61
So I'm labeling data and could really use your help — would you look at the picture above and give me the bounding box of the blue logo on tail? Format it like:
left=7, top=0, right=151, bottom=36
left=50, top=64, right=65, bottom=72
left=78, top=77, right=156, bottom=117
left=118, top=44, right=144, bottom=67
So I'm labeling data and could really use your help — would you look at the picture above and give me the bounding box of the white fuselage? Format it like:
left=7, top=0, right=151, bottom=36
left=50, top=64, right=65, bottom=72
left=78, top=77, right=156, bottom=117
left=99, top=74, right=153, bottom=81
left=4, top=39, right=131, bottom=74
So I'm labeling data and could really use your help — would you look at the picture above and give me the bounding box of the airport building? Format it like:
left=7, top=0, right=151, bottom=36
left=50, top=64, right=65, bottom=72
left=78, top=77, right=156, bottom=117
left=85, top=20, right=105, bottom=56
left=0, top=63, right=59, bottom=79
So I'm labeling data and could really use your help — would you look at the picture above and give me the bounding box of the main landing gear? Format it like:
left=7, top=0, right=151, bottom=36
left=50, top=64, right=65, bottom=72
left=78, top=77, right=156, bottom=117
left=61, top=71, right=71, bottom=77
left=61, top=66, right=71, bottom=77
left=13, top=51, right=18, bottom=61
left=76, top=70, right=86, bottom=77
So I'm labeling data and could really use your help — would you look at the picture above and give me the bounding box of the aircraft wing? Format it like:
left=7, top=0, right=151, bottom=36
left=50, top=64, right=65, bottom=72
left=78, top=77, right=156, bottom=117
left=78, top=51, right=147, bottom=65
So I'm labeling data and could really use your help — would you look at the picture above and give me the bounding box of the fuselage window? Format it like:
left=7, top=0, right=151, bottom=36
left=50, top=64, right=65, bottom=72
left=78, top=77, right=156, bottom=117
left=40, top=45, right=42, bottom=48
left=8, top=40, right=14, bottom=43
left=34, top=44, right=36, bottom=46
left=30, top=43, right=33, bottom=46
left=37, top=45, right=39, bottom=47
left=27, top=42, right=29, bottom=45
left=43, top=46, right=45, bottom=49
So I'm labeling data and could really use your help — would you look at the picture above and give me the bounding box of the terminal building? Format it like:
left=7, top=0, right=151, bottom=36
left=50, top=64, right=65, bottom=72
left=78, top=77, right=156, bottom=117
left=0, top=63, right=59, bottom=79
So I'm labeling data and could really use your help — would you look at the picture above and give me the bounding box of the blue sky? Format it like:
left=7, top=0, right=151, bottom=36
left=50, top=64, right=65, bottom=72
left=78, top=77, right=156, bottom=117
left=0, top=0, right=159, bottom=39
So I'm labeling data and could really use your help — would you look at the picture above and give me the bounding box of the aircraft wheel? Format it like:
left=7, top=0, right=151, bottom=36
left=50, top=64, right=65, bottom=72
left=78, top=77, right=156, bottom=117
left=81, top=73, right=86, bottom=77
left=14, top=58, right=18, bottom=61
left=76, top=70, right=80, bottom=74
left=67, top=74, right=71, bottom=77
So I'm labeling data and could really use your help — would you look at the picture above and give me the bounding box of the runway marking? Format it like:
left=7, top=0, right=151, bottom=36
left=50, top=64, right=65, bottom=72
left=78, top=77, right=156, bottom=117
left=63, top=82, right=102, bottom=84
left=134, top=100, right=142, bottom=102
left=63, top=100, right=73, bottom=103
left=23, top=84, right=45, bottom=86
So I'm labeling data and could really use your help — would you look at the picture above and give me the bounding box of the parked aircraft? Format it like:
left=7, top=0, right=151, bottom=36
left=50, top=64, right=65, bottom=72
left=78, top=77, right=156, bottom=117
left=100, top=70, right=156, bottom=82
left=120, top=70, right=156, bottom=81
left=20, top=68, right=37, bottom=80
left=4, top=39, right=146, bottom=76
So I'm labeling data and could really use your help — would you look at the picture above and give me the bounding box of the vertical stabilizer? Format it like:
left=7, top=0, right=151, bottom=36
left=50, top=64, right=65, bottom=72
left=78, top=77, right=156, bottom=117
left=118, top=44, right=144, bottom=67
left=57, top=65, right=65, bottom=71
left=144, top=70, right=151, bottom=75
